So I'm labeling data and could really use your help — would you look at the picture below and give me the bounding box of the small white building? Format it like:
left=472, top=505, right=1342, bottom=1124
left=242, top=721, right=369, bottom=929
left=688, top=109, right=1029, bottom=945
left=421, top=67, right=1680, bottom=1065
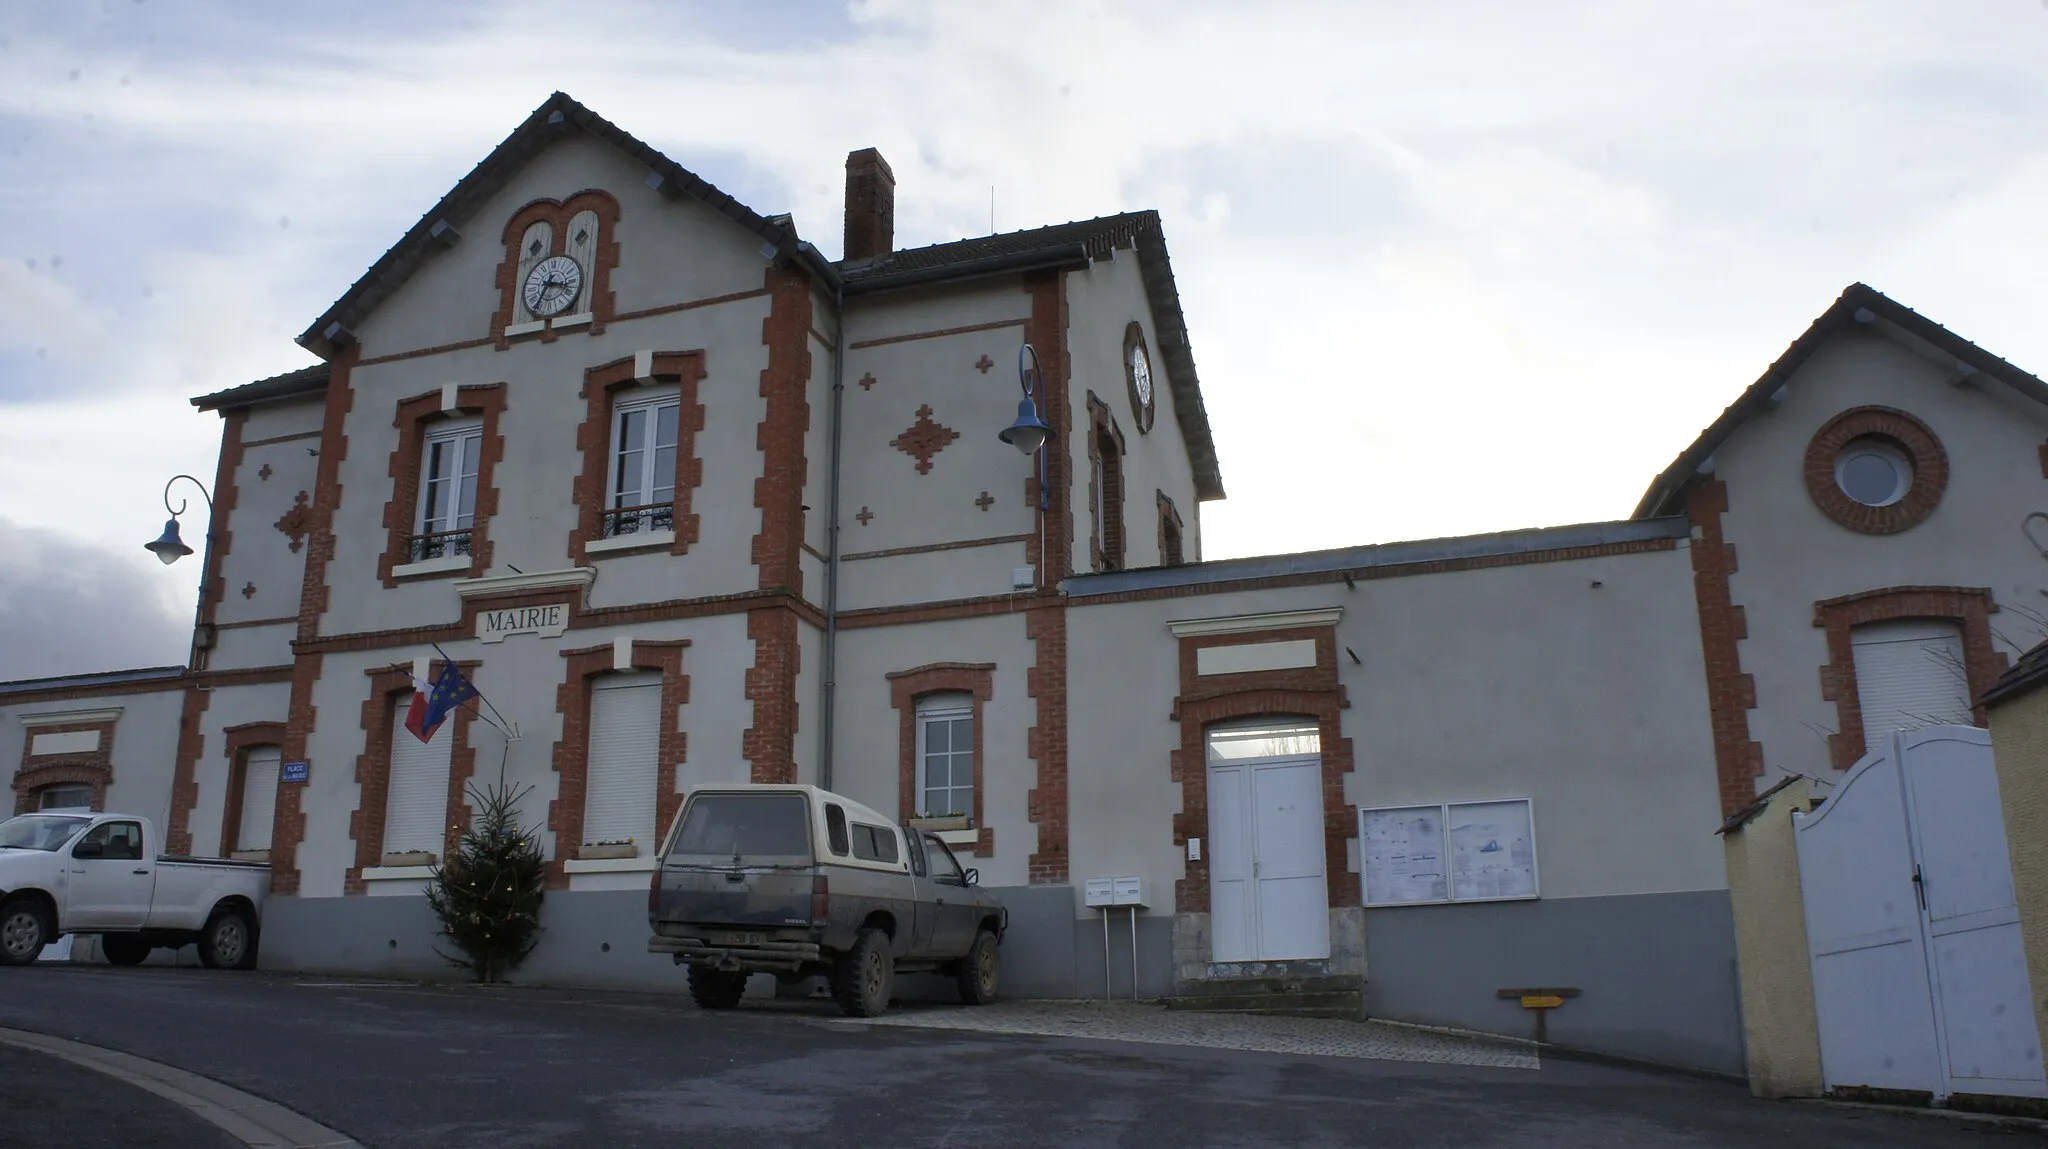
left=8, top=92, right=2047, bottom=1079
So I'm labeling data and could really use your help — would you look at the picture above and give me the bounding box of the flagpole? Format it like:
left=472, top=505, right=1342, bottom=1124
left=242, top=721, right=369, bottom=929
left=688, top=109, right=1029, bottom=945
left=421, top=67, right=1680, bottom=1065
left=430, top=642, right=518, bottom=738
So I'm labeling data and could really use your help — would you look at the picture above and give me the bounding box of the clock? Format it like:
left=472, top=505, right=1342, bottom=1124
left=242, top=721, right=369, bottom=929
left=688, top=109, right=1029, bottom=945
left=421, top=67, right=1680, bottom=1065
left=522, top=255, right=583, bottom=318
left=1123, top=323, right=1156, bottom=433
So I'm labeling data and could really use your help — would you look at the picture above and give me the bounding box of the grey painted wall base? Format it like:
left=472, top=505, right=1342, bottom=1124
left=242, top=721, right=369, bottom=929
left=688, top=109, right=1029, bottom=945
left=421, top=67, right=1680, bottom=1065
left=1361, top=888, right=1743, bottom=1075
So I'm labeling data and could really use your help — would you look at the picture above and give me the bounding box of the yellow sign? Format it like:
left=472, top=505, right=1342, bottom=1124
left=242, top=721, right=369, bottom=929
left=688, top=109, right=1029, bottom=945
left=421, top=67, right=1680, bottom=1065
left=1521, top=995, right=1565, bottom=1010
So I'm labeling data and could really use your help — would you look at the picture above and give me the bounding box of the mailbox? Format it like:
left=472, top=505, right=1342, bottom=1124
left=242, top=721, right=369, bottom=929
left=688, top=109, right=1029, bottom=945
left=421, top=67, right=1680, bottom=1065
left=1083, top=877, right=1115, bottom=907
left=1111, top=877, right=1146, bottom=907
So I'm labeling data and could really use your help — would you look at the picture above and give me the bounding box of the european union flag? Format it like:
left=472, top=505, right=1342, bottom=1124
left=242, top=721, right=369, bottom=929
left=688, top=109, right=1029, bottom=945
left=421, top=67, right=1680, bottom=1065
left=404, top=661, right=480, bottom=743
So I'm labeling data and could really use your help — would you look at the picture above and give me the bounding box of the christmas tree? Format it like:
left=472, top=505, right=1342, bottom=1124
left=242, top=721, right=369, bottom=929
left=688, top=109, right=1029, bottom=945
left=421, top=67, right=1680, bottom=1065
left=427, top=782, right=546, bottom=983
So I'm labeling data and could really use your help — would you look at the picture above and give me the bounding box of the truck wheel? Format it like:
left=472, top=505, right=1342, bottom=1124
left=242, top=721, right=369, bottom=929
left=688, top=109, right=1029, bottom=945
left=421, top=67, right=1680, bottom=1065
left=831, top=928, right=893, bottom=1018
left=956, top=929, right=1000, bottom=1005
left=687, top=965, right=747, bottom=1010
left=102, top=935, right=151, bottom=967
left=198, top=908, right=257, bottom=971
left=0, top=900, right=48, bottom=966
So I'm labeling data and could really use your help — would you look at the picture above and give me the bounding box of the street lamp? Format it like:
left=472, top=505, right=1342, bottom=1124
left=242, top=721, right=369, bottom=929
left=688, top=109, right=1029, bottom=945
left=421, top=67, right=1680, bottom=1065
left=999, top=343, right=1055, bottom=511
left=145, top=475, right=214, bottom=566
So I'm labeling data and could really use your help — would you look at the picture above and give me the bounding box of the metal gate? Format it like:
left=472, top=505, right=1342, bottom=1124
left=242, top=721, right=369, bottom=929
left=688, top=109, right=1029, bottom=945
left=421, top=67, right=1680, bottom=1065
left=1794, top=725, right=2046, bottom=1101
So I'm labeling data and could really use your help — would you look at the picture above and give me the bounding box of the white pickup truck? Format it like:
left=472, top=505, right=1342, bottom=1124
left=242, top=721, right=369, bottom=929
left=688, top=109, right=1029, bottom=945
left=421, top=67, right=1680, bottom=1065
left=0, top=811, right=268, bottom=970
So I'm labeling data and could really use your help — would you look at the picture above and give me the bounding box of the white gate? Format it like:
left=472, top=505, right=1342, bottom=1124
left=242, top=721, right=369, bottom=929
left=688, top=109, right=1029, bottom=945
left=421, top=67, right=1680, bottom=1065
left=1794, top=725, right=2046, bottom=1101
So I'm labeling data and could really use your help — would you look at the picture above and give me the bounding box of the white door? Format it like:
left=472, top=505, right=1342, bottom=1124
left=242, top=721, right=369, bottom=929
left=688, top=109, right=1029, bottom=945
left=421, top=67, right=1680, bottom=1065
left=1207, top=722, right=1330, bottom=963
left=1797, top=725, right=2046, bottom=1101
left=238, top=747, right=280, bottom=852
left=64, top=820, right=153, bottom=931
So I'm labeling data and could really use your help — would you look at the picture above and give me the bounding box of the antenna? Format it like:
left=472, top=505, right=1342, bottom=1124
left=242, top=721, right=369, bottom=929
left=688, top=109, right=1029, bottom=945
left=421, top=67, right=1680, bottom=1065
left=990, top=186, right=995, bottom=234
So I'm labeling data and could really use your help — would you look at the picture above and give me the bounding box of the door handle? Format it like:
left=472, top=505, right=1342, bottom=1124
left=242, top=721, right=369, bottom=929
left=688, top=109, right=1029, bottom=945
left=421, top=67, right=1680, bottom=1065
left=1912, top=866, right=1926, bottom=912
left=132, top=869, right=149, bottom=876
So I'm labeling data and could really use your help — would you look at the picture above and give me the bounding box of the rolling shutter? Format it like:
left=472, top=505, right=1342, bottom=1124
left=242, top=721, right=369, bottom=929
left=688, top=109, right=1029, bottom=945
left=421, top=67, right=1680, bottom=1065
left=385, top=708, right=453, bottom=857
left=584, top=674, right=661, bottom=847
left=239, top=746, right=281, bottom=852
left=1853, top=620, right=1974, bottom=756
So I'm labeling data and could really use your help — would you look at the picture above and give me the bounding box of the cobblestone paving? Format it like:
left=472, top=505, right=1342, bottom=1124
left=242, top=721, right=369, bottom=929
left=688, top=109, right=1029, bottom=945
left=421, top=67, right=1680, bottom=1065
left=845, top=1000, right=1541, bottom=1069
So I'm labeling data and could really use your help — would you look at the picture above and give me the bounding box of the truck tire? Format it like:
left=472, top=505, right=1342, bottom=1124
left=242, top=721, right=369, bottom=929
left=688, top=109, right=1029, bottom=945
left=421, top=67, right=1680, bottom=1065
left=198, top=908, right=257, bottom=971
left=687, top=965, right=747, bottom=1010
left=0, top=900, right=48, bottom=967
left=101, top=934, right=151, bottom=967
left=831, top=927, right=893, bottom=1018
left=956, top=929, right=1000, bottom=1005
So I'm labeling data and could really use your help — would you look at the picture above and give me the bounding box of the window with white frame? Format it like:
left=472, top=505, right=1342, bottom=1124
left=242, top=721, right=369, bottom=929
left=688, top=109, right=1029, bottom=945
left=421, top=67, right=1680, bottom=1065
left=605, top=388, right=680, bottom=538
left=38, top=784, right=93, bottom=811
left=916, top=693, right=974, bottom=820
left=384, top=707, right=452, bottom=861
left=582, top=672, right=661, bottom=853
left=410, top=418, right=483, bottom=562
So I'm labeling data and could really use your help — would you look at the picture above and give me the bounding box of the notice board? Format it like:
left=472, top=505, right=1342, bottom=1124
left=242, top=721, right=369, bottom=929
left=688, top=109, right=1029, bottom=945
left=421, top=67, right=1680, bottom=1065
left=1360, top=797, right=1538, bottom=907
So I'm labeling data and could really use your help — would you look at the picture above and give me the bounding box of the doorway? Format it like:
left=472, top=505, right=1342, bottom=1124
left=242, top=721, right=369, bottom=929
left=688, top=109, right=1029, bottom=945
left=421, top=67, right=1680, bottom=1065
left=1206, top=720, right=1331, bottom=963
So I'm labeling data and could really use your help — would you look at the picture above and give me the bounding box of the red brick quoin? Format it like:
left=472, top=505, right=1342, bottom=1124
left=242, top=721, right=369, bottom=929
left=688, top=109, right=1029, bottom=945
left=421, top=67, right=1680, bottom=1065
left=1803, top=406, right=1949, bottom=535
left=1815, top=586, right=2007, bottom=772
left=1686, top=477, right=1766, bottom=819
left=1170, top=626, right=1356, bottom=916
left=889, top=663, right=996, bottom=857
left=546, top=640, right=690, bottom=889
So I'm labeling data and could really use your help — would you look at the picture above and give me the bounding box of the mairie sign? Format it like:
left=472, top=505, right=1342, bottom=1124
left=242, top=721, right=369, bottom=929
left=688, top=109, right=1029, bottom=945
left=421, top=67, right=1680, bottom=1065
left=478, top=603, right=568, bottom=644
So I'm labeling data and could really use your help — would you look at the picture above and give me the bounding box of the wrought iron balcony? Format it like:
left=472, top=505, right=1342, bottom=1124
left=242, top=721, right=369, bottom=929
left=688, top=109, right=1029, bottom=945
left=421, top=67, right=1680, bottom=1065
left=405, top=529, right=473, bottom=563
left=602, top=502, right=673, bottom=539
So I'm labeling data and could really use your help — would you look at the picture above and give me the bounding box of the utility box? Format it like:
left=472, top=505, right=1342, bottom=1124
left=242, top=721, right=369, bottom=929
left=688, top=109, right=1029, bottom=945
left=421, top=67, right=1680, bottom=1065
left=1112, top=877, right=1146, bottom=907
left=1083, top=878, right=1115, bottom=907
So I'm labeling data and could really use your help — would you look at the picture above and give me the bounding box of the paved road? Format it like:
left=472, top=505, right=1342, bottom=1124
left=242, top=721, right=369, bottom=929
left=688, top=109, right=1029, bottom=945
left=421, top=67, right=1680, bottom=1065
left=0, top=966, right=2023, bottom=1148
left=0, top=1042, right=242, bottom=1149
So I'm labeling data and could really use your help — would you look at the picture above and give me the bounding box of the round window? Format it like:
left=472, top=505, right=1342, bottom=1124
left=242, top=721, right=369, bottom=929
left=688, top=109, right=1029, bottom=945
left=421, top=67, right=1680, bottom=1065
left=1834, top=437, right=1912, bottom=508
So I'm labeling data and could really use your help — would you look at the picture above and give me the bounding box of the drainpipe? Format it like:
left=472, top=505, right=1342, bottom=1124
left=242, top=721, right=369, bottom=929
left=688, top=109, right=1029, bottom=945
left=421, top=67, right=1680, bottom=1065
left=813, top=256, right=847, bottom=792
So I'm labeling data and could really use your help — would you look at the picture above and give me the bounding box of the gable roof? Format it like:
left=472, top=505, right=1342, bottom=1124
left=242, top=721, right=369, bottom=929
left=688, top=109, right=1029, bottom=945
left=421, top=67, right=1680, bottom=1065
left=846, top=211, right=1222, bottom=500
left=295, top=91, right=834, bottom=361
left=1633, top=283, right=2048, bottom=519
left=191, top=362, right=329, bottom=412
left=1984, top=637, right=2048, bottom=708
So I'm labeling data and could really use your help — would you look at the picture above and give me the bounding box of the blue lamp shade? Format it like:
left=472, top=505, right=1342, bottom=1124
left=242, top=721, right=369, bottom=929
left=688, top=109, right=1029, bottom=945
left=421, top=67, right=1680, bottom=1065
left=998, top=397, right=1054, bottom=456
left=145, top=517, right=194, bottom=565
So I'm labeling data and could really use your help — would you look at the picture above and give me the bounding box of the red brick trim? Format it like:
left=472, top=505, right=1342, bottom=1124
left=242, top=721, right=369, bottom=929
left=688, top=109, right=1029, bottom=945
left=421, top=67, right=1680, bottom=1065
left=1814, top=586, right=2007, bottom=771
left=1170, top=627, right=1356, bottom=916
left=242, top=430, right=323, bottom=449
left=569, top=352, right=707, bottom=565
left=274, top=490, right=312, bottom=553
left=164, top=687, right=210, bottom=854
left=1123, top=321, right=1155, bottom=434
left=847, top=318, right=1025, bottom=351
left=1085, top=393, right=1127, bottom=572
left=0, top=665, right=291, bottom=706
left=1023, top=270, right=1073, bottom=589
left=840, top=534, right=1033, bottom=562
left=491, top=190, right=620, bottom=348
left=546, top=641, right=690, bottom=889
left=754, top=267, right=814, bottom=592
left=611, top=286, right=773, bottom=325
left=1686, top=478, right=1764, bottom=819
left=2038, top=440, right=2048, bottom=480
left=889, top=405, right=960, bottom=475
left=1803, top=406, right=1949, bottom=535
left=296, top=346, right=356, bottom=645
left=742, top=607, right=802, bottom=785
left=270, top=652, right=322, bottom=895
left=289, top=588, right=822, bottom=656
left=345, top=663, right=478, bottom=895
left=889, top=663, right=995, bottom=856
left=378, top=384, right=508, bottom=587
left=198, top=410, right=249, bottom=647
left=1157, top=490, right=1185, bottom=567
left=12, top=718, right=119, bottom=815
left=355, top=335, right=498, bottom=369
left=1022, top=270, right=1073, bottom=885
left=218, top=721, right=288, bottom=856
left=1024, top=604, right=1068, bottom=884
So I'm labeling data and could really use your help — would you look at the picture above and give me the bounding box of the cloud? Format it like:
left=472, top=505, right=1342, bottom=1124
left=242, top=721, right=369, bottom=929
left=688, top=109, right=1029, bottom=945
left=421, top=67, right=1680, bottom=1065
left=0, top=516, right=189, bottom=682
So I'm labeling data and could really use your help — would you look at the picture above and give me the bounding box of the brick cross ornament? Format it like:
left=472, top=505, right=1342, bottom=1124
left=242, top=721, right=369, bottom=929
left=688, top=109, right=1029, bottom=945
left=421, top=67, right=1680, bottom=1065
left=889, top=405, right=960, bottom=475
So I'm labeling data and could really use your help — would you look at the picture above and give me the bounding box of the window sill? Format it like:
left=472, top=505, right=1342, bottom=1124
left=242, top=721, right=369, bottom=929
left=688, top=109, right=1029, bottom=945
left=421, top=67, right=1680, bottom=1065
left=504, top=319, right=546, bottom=338
left=361, top=864, right=435, bottom=881
left=392, top=555, right=473, bottom=579
left=933, top=829, right=979, bottom=847
left=564, top=856, right=660, bottom=874
left=586, top=531, right=675, bottom=556
left=550, top=312, right=593, bottom=330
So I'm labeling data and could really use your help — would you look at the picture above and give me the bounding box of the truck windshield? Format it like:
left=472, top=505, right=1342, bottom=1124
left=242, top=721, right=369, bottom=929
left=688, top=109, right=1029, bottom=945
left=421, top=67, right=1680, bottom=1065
left=670, top=793, right=809, bottom=859
left=0, top=815, right=92, bottom=851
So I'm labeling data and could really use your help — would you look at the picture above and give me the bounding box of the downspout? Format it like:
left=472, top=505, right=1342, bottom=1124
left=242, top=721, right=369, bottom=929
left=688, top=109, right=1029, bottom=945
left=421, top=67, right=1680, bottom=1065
left=809, top=247, right=847, bottom=792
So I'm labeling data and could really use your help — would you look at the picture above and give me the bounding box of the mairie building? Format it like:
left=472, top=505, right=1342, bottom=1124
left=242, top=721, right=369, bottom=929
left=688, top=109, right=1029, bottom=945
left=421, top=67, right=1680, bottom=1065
left=10, top=92, right=2048, bottom=1079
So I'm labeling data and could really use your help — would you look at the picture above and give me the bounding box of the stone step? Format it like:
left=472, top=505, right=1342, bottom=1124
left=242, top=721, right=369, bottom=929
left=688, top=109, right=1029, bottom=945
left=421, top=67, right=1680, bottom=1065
left=1179, top=975, right=1362, bottom=998
left=1165, top=990, right=1363, bottom=1019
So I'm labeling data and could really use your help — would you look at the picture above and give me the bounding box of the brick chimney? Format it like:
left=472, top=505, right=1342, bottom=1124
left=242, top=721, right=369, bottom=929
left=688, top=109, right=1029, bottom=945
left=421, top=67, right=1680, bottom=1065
left=843, top=148, right=895, bottom=263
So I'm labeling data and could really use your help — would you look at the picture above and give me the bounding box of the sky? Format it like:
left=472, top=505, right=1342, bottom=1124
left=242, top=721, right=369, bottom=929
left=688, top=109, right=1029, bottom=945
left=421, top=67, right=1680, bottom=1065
left=1, top=0, right=2046, bottom=680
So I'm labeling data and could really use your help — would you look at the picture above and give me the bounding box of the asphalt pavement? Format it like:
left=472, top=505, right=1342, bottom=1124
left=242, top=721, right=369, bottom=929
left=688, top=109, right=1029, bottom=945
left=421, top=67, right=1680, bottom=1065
left=0, top=965, right=2029, bottom=1148
left=0, top=1042, right=242, bottom=1149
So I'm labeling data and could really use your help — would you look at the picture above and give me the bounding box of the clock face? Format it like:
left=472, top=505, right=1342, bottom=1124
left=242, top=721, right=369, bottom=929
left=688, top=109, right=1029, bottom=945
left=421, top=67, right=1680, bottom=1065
left=522, top=255, right=583, bottom=318
left=1130, top=343, right=1154, bottom=410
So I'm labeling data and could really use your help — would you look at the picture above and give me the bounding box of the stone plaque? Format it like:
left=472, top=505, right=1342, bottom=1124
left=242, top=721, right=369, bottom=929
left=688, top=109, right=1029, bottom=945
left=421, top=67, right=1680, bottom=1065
left=478, top=603, right=569, bottom=644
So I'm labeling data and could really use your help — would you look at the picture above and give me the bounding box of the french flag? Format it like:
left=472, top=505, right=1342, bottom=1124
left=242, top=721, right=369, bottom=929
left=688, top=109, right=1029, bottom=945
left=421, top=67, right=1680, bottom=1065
left=403, top=673, right=437, bottom=743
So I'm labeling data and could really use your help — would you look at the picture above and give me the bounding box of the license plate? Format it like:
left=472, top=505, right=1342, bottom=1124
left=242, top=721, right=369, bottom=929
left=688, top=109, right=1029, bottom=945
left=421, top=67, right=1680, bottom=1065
left=710, top=931, right=765, bottom=946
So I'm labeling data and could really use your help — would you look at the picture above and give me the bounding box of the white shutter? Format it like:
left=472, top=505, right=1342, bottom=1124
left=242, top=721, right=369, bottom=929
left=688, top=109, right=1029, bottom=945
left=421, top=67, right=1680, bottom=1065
left=385, top=709, right=453, bottom=857
left=584, top=674, right=661, bottom=847
left=1853, top=620, right=1974, bottom=755
left=239, top=746, right=281, bottom=852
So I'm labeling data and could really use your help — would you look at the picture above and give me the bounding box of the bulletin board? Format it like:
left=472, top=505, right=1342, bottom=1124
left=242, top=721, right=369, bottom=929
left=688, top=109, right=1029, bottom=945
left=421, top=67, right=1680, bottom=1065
left=1360, top=797, right=1539, bottom=907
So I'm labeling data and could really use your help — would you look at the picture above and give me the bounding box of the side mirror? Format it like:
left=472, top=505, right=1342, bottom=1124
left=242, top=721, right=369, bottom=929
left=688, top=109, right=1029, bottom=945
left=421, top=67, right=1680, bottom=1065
left=963, top=867, right=980, bottom=887
left=72, top=841, right=104, bottom=860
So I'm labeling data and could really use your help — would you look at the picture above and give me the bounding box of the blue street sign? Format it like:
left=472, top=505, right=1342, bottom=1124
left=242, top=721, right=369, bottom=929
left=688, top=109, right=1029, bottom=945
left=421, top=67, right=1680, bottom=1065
left=281, top=761, right=310, bottom=784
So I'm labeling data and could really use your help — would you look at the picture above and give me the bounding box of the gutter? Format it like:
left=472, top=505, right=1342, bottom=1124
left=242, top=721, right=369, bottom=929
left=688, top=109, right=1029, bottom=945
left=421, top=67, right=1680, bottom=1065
left=841, top=243, right=1090, bottom=296
left=802, top=243, right=847, bottom=791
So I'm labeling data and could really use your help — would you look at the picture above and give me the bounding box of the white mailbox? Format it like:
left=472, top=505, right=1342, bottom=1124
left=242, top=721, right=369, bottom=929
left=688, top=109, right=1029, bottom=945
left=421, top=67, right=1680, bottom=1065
left=1111, top=876, right=1147, bottom=907
left=1083, top=877, right=1115, bottom=907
